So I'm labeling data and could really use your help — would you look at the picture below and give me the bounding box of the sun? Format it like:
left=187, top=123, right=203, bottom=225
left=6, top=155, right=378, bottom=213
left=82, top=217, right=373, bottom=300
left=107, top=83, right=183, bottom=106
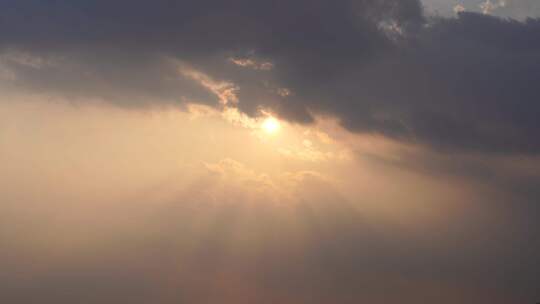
left=261, top=117, right=281, bottom=134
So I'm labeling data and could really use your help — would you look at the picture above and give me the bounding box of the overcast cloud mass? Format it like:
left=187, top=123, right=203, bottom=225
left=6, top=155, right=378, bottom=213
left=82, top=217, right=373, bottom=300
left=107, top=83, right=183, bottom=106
left=1, top=0, right=540, bottom=153
left=1, top=1, right=540, bottom=303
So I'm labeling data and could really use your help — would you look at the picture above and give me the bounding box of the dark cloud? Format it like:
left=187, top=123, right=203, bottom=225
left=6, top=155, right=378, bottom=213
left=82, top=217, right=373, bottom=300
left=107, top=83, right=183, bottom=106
left=423, top=0, right=540, bottom=19
left=494, top=0, right=540, bottom=19
left=1, top=0, right=539, bottom=154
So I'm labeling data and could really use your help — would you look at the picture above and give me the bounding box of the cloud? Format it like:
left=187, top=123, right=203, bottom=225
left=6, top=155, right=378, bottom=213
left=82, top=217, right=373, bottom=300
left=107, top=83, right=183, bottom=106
left=0, top=0, right=539, bottom=155
left=479, top=0, right=507, bottom=14
left=454, top=3, right=466, bottom=13
left=229, top=57, right=274, bottom=71
left=424, top=0, right=540, bottom=19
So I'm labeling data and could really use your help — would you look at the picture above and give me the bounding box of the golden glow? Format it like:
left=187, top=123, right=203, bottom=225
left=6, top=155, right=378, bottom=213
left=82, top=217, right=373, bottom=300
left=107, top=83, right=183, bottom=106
left=262, top=117, right=281, bottom=134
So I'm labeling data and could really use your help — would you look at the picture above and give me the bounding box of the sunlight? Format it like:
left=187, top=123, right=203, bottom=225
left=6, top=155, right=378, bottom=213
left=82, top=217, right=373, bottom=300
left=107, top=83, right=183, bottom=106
left=262, top=116, right=281, bottom=134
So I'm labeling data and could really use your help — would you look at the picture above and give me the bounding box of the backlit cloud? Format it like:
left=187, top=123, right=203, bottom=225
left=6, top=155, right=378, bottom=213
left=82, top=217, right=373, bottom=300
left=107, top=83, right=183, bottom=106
left=1, top=0, right=539, bottom=154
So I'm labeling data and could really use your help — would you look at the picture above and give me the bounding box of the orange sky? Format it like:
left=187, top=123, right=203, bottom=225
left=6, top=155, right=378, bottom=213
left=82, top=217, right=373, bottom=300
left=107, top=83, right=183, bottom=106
left=2, top=96, right=538, bottom=303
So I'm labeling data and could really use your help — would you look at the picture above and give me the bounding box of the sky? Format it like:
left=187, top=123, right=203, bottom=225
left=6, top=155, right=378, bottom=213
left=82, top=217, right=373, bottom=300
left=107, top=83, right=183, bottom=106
left=0, top=1, right=539, bottom=303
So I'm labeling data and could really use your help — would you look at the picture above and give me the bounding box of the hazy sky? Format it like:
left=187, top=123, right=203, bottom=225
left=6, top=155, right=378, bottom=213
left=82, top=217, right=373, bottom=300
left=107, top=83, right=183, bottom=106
left=1, top=1, right=539, bottom=303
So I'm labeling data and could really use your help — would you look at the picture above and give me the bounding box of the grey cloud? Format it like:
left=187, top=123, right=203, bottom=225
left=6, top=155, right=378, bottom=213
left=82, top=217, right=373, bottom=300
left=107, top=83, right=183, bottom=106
left=423, top=0, right=540, bottom=19
left=494, top=0, right=540, bottom=19
left=0, top=49, right=218, bottom=107
left=1, top=1, right=539, bottom=154
left=256, top=12, right=540, bottom=154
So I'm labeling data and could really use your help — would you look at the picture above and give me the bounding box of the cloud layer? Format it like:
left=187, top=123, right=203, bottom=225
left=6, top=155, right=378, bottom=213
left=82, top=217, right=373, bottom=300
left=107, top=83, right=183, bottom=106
left=2, top=0, right=540, bottom=154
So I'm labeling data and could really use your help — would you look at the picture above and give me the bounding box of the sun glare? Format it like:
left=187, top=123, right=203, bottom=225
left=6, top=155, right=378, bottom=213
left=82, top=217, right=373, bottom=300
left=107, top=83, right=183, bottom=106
left=262, top=117, right=281, bottom=134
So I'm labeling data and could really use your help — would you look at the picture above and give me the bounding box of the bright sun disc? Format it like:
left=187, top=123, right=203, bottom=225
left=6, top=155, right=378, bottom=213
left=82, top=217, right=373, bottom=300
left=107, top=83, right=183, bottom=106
left=262, top=117, right=281, bottom=134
